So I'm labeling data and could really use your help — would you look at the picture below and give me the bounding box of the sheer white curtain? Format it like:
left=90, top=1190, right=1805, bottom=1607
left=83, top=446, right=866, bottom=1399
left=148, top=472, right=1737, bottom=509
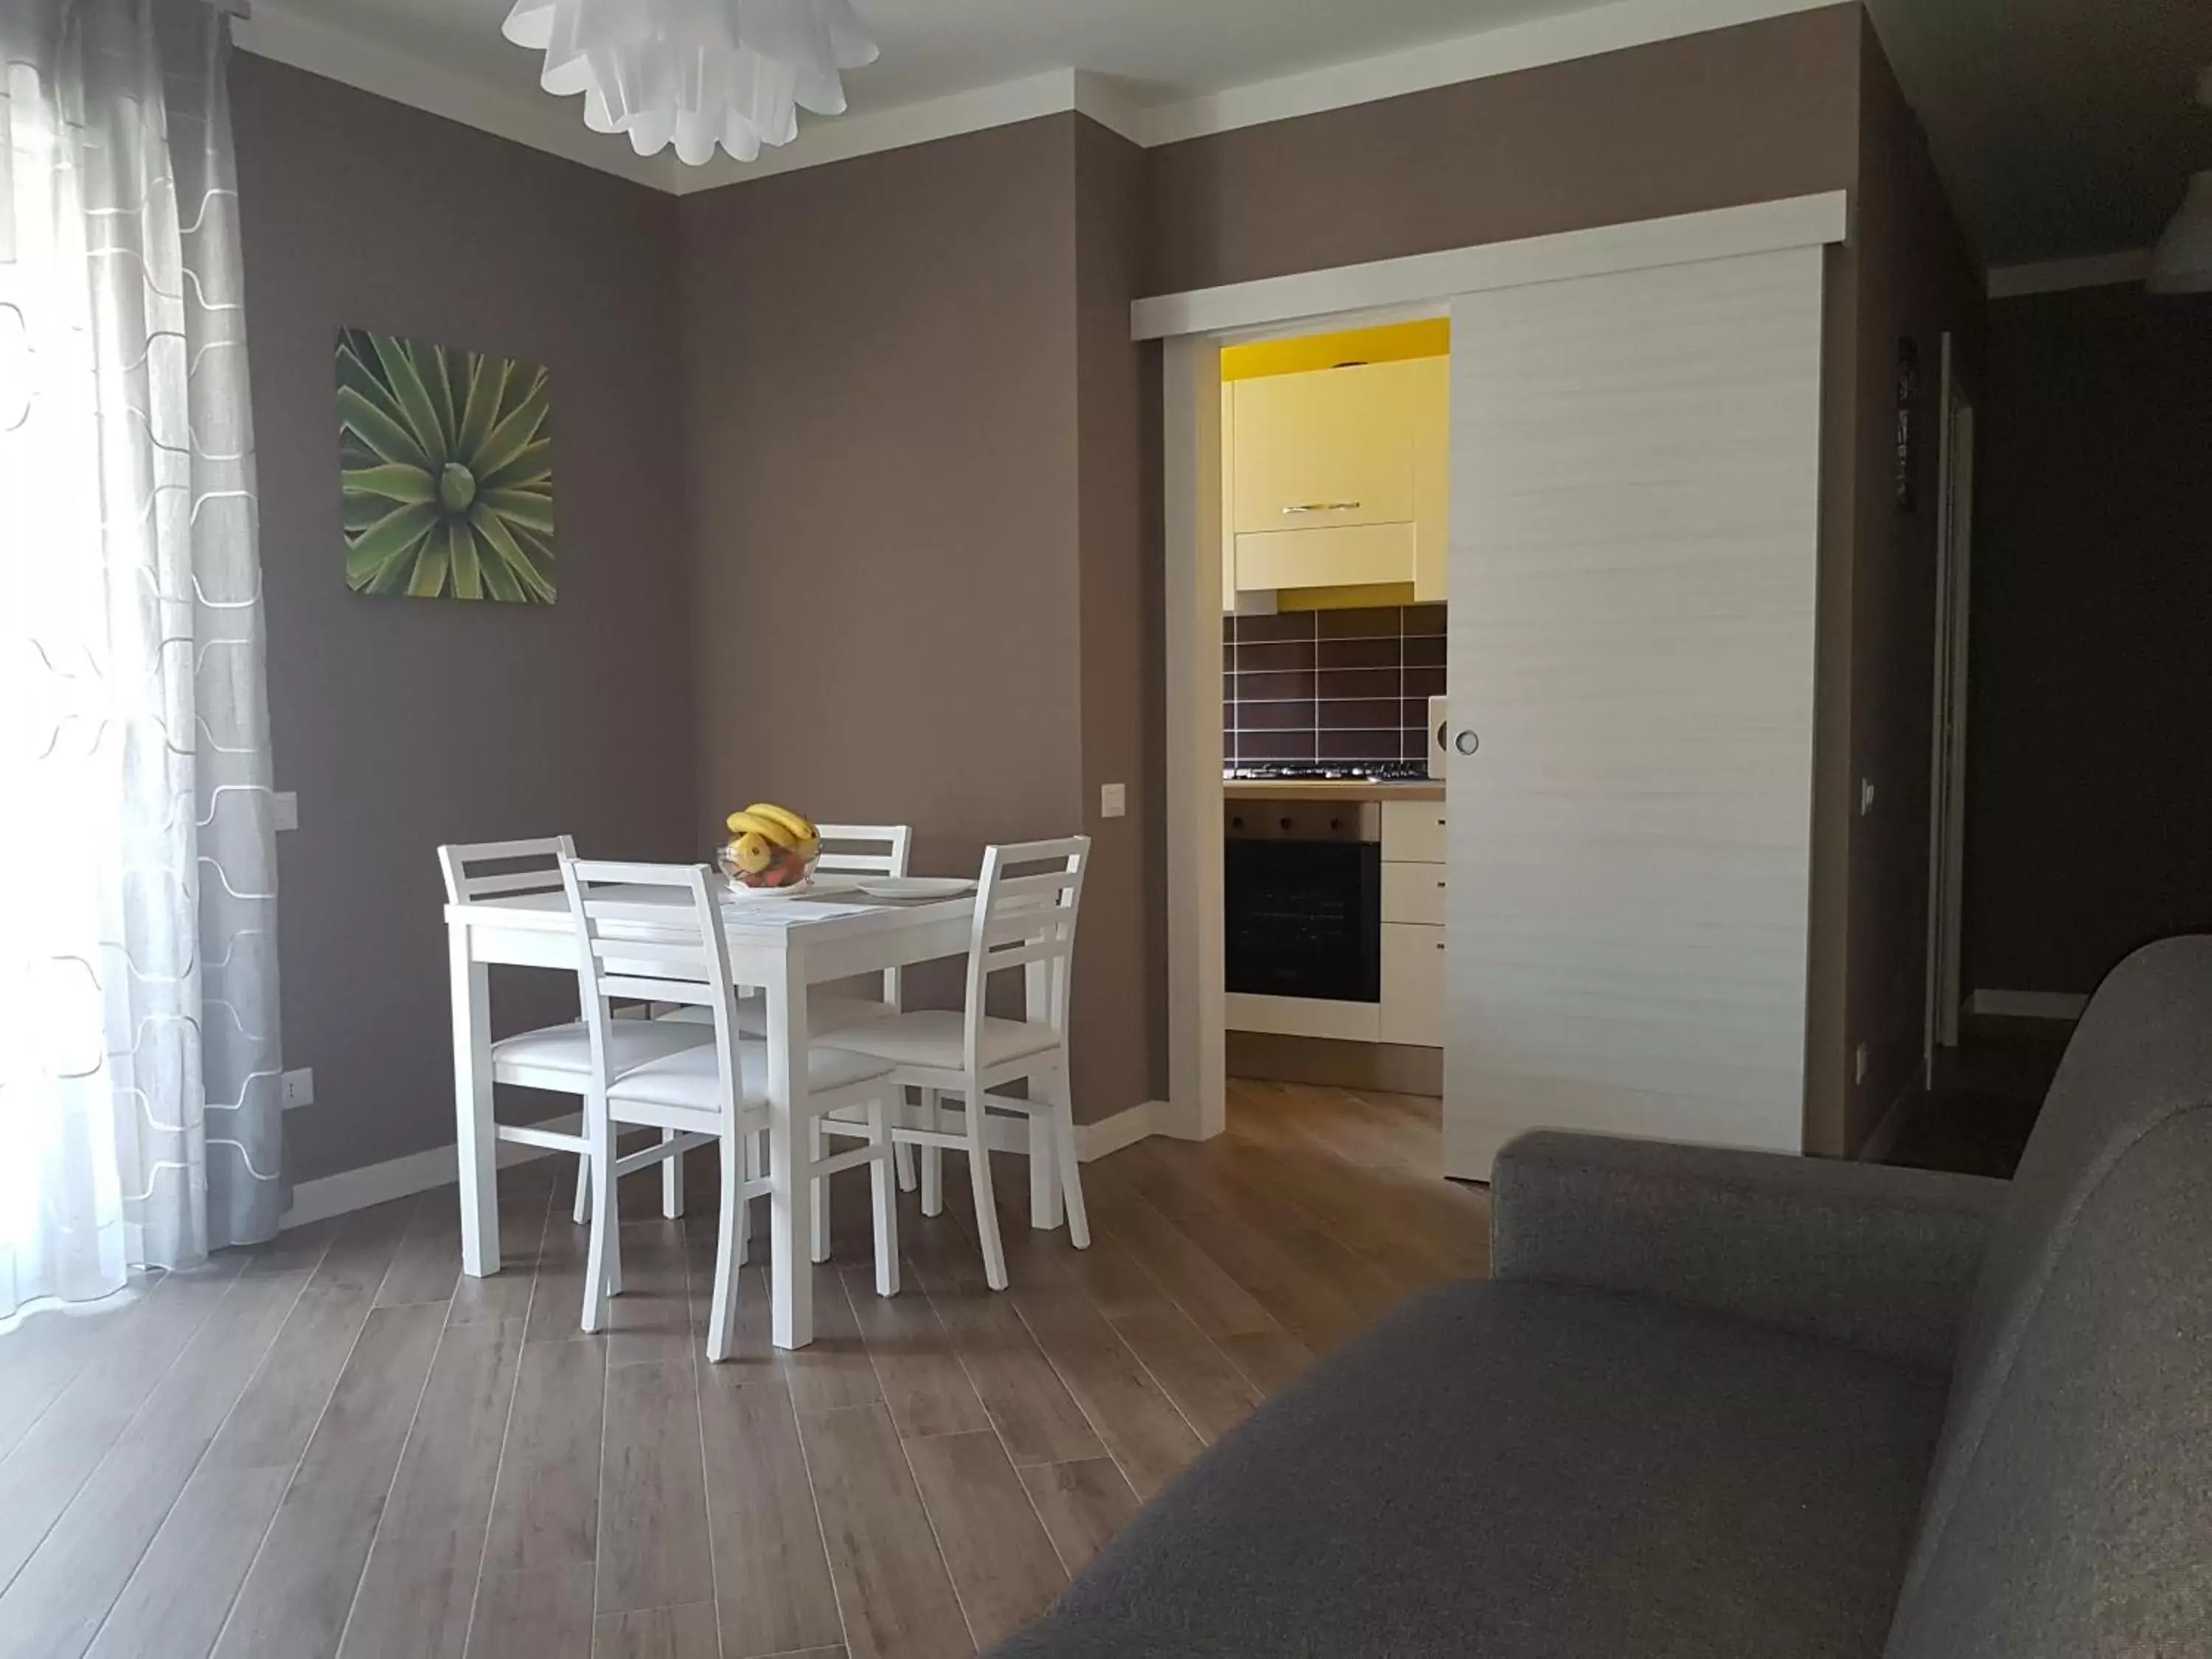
left=0, top=0, right=282, bottom=1317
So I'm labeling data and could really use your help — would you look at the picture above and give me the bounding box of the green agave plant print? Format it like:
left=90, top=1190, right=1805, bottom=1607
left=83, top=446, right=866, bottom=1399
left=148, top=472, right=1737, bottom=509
left=338, top=329, right=556, bottom=602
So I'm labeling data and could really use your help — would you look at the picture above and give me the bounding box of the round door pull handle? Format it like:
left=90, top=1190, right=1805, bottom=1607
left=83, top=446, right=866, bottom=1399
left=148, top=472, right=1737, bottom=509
left=1454, top=729, right=1481, bottom=756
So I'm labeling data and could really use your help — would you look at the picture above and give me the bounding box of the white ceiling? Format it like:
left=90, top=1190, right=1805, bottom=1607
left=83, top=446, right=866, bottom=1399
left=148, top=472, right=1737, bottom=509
left=246, top=0, right=2212, bottom=268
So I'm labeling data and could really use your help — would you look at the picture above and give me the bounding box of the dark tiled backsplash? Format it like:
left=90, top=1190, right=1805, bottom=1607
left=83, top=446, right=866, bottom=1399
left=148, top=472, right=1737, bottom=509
left=1223, top=605, right=1444, bottom=765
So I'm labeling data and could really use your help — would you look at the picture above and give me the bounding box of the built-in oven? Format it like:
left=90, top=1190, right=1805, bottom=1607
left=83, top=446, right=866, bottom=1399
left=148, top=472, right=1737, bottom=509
left=1225, top=801, right=1382, bottom=1004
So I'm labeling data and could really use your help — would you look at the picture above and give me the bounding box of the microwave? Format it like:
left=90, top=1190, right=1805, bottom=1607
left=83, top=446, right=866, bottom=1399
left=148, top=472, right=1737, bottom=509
left=1427, top=695, right=1449, bottom=780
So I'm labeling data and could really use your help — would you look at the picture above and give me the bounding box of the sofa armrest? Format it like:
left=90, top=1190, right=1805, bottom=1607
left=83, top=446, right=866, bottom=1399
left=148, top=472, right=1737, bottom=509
left=1491, top=1130, right=2007, bottom=1368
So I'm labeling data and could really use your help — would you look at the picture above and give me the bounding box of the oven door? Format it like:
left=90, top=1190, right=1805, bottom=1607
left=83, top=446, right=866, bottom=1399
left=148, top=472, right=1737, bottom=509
left=1224, top=839, right=1382, bottom=1003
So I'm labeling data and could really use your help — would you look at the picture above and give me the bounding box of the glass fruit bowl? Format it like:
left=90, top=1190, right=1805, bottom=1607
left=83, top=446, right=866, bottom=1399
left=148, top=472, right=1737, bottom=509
left=717, top=838, right=820, bottom=891
left=718, top=805, right=824, bottom=891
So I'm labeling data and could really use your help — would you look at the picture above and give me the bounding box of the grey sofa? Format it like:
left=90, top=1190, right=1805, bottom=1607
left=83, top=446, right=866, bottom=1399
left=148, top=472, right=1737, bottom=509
left=994, top=936, right=2212, bottom=1658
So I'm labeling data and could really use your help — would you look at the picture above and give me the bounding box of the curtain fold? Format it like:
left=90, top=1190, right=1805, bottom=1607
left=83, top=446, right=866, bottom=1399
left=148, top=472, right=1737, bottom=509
left=0, top=0, right=282, bottom=1316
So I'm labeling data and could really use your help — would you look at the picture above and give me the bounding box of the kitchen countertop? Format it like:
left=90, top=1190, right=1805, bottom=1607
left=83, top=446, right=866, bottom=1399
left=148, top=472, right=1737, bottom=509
left=1222, top=778, right=1445, bottom=802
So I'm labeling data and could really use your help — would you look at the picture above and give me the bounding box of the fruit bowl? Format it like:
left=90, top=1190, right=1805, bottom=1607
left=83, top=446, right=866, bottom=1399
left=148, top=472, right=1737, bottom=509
left=719, top=803, right=822, bottom=891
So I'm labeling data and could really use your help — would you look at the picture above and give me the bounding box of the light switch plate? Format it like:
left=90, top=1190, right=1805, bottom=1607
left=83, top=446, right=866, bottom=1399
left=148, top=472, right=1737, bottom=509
left=281, top=1067, right=315, bottom=1110
left=1858, top=778, right=1876, bottom=817
left=271, top=790, right=299, bottom=832
left=1100, top=782, right=1127, bottom=819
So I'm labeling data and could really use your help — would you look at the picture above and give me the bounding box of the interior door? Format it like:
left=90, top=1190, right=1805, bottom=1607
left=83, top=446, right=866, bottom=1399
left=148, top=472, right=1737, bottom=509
left=1923, top=335, right=1975, bottom=1077
left=1442, top=246, right=1826, bottom=1180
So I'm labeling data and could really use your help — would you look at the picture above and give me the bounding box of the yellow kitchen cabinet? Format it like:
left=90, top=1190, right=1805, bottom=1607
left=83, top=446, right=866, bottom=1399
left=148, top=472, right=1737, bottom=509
left=1222, top=380, right=1238, bottom=613
left=1227, top=355, right=1447, bottom=602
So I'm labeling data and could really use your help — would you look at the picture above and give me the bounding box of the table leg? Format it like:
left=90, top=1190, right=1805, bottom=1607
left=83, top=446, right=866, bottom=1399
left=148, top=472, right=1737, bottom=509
left=450, top=925, right=499, bottom=1277
left=1024, top=956, right=1062, bottom=1228
left=766, top=946, right=814, bottom=1350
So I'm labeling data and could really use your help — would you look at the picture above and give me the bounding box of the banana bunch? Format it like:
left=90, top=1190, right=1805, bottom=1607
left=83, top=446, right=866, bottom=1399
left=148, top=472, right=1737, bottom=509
left=723, top=802, right=821, bottom=885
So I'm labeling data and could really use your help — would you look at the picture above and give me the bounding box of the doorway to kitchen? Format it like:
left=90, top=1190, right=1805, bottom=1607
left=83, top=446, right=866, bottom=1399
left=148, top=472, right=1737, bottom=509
left=1141, top=193, right=1850, bottom=1169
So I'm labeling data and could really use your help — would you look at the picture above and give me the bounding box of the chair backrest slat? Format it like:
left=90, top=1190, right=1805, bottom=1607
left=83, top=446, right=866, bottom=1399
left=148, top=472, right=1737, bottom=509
left=562, top=858, right=742, bottom=1115
left=439, top=834, right=577, bottom=904
left=814, top=824, right=913, bottom=1006
left=961, top=836, right=1091, bottom=1071
left=815, top=824, right=914, bottom=878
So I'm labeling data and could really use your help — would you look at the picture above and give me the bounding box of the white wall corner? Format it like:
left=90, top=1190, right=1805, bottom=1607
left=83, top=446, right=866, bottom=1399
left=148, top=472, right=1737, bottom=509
left=1071, top=71, right=1150, bottom=148
left=667, top=69, right=1084, bottom=194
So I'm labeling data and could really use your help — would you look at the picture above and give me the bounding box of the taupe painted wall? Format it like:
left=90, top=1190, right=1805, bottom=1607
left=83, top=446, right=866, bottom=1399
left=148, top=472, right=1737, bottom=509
left=1074, top=118, right=1170, bottom=1114
left=1965, top=283, right=2212, bottom=995
left=1144, top=4, right=1863, bottom=296
left=1833, top=20, right=1984, bottom=1152
left=233, top=57, right=695, bottom=1183
left=677, top=114, right=1162, bottom=1122
left=234, top=1, right=1966, bottom=1174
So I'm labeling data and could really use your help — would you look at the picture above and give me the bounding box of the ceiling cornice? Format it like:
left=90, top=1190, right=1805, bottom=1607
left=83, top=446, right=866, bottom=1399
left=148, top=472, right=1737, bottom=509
left=232, top=1, right=677, bottom=188
left=232, top=0, right=1839, bottom=195
left=1985, top=249, right=2155, bottom=298
left=1138, top=0, right=1837, bottom=147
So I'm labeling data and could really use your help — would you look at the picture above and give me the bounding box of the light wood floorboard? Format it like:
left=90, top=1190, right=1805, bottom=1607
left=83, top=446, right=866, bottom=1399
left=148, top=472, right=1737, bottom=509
left=0, top=1081, right=1477, bottom=1657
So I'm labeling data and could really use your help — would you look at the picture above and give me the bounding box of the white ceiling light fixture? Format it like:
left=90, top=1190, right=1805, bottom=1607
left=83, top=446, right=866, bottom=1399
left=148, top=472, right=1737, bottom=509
left=500, top=0, right=878, bottom=167
left=2145, top=65, right=2212, bottom=295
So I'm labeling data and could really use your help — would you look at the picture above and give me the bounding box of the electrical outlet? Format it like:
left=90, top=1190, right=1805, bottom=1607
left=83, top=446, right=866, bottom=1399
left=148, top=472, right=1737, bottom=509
left=1100, top=782, right=1127, bottom=819
left=1854, top=1043, right=1868, bottom=1085
left=1858, top=778, right=1876, bottom=817
left=281, top=1067, right=315, bottom=1110
left=271, top=790, right=299, bottom=832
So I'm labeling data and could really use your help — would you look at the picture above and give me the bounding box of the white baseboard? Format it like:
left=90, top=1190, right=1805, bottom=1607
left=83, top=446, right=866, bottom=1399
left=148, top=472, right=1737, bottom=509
left=1966, top=989, right=2088, bottom=1022
left=1855, top=1078, right=1919, bottom=1164
left=1074, top=1100, right=1158, bottom=1162
left=281, top=1113, right=579, bottom=1231
left=282, top=1100, right=1160, bottom=1231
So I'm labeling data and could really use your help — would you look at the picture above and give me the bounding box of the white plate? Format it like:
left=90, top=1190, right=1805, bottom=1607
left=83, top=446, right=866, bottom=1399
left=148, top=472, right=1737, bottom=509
left=855, top=877, right=975, bottom=900
left=723, top=875, right=860, bottom=900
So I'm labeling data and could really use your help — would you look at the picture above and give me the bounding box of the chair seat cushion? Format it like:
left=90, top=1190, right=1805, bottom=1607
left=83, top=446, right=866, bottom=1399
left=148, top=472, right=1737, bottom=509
left=736, top=993, right=897, bottom=1038
left=490, top=1019, right=709, bottom=1081
left=824, top=1009, right=1059, bottom=1072
left=607, top=1038, right=894, bottom=1113
left=993, top=1280, right=1948, bottom=1659
left=655, top=993, right=897, bottom=1036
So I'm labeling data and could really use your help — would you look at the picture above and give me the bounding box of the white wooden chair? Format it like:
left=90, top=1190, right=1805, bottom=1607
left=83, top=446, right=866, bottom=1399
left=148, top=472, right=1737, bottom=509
left=561, top=858, right=901, bottom=1359
left=437, top=837, right=713, bottom=1230
left=818, top=836, right=1091, bottom=1290
left=655, top=824, right=921, bottom=1195
left=662, top=822, right=914, bottom=1034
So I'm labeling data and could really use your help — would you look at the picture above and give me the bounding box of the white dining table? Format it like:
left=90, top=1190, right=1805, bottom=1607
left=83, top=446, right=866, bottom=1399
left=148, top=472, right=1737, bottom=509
left=444, top=880, right=987, bottom=1349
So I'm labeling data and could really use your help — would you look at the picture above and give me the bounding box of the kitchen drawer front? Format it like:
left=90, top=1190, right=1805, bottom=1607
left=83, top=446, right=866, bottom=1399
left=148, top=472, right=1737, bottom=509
left=1380, top=923, right=1444, bottom=1048
left=1234, top=521, right=1415, bottom=592
left=1382, top=860, right=1448, bottom=925
left=1381, top=800, right=1447, bottom=864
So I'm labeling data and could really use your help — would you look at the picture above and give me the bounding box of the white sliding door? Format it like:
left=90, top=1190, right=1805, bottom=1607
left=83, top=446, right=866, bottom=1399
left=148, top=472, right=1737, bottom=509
left=1442, top=246, right=1825, bottom=1180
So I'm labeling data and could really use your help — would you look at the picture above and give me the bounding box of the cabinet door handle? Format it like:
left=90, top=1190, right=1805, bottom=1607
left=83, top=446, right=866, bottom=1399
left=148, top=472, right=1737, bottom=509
left=1281, top=501, right=1362, bottom=515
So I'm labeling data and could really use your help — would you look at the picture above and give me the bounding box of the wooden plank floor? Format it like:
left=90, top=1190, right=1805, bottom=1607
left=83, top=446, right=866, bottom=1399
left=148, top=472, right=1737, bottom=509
left=0, top=1079, right=1488, bottom=1659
